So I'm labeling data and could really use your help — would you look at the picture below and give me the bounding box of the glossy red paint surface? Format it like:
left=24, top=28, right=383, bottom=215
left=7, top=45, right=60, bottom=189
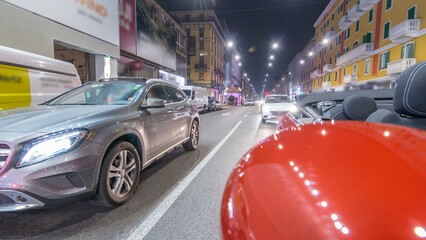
left=221, top=121, right=426, bottom=240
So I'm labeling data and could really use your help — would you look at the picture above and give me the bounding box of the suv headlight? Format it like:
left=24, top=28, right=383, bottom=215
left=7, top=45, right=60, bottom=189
left=17, top=129, right=89, bottom=168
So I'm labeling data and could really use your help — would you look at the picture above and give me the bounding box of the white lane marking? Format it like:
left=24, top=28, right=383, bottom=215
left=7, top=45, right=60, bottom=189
left=244, top=114, right=248, bottom=118
left=127, top=120, right=243, bottom=240
left=222, top=112, right=231, bottom=116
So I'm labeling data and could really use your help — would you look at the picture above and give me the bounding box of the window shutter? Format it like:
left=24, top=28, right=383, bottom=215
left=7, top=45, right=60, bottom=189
left=379, top=53, right=383, bottom=70
left=401, top=45, right=405, bottom=58
left=385, top=52, right=390, bottom=68
left=407, top=43, right=414, bottom=58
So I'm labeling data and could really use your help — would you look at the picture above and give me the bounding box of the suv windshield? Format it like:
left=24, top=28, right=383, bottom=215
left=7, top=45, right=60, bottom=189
left=182, top=90, right=191, bottom=98
left=46, top=82, right=146, bottom=105
left=265, top=96, right=291, bottom=103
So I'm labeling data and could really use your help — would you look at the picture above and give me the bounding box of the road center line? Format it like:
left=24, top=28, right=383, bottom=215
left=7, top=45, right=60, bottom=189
left=222, top=112, right=231, bottom=116
left=244, top=114, right=248, bottom=118
left=127, top=120, right=243, bottom=240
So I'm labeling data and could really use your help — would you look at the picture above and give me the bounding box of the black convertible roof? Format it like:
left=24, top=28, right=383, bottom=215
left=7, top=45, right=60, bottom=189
left=297, top=89, right=395, bottom=106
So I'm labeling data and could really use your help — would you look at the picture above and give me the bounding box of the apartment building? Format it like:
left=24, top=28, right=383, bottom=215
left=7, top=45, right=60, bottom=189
left=309, top=0, right=425, bottom=90
left=172, top=10, right=227, bottom=96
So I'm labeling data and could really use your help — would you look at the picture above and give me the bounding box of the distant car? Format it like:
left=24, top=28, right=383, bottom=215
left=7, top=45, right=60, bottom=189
left=243, top=98, right=255, bottom=106
left=181, top=86, right=208, bottom=113
left=261, top=94, right=297, bottom=122
left=0, top=78, right=200, bottom=211
left=215, top=99, right=223, bottom=110
left=207, top=97, right=217, bottom=112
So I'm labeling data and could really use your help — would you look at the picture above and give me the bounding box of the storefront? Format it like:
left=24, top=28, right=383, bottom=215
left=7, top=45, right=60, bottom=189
left=0, top=0, right=120, bottom=84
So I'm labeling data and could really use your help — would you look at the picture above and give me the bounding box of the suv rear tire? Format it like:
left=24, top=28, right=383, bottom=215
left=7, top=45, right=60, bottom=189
left=91, top=142, right=140, bottom=207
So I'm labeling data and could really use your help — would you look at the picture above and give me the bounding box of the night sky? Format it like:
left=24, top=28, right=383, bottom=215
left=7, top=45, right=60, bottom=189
left=157, top=0, right=329, bottom=93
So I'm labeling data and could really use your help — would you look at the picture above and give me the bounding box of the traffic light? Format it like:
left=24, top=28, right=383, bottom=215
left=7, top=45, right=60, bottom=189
left=265, top=92, right=269, bottom=96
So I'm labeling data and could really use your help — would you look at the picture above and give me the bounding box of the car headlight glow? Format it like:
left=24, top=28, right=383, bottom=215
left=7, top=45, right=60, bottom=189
left=290, top=105, right=298, bottom=113
left=17, top=129, right=89, bottom=168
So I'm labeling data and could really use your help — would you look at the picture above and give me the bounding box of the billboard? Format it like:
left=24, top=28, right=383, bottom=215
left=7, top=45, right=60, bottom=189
left=119, top=0, right=136, bottom=54
left=136, top=0, right=176, bottom=70
left=3, top=0, right=119, bottom=46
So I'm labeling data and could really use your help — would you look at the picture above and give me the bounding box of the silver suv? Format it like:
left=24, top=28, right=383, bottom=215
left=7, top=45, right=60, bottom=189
left=0, top=79, right=200, bottom=211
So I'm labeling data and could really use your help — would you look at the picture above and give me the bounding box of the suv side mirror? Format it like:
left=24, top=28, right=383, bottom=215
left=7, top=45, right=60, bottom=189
left=191, top=93, right=195, bottom=100
left=142, top=98, right=165, bottom=109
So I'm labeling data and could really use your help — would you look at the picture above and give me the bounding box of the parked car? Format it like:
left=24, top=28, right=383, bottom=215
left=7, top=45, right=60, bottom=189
left=243, top=98, right=255, bottom=106
left=207, top=96, right=217, bottom=112
left=261, top=94, right=298, bottom=122
left=0, top=78, right=200, bottom=211
left=221, top=61, right=426, bottom=240
left=0, top=45, right=81, bottom=111
left=215, top=99, right=223, bottom=110
left=181, top=86, right=208, bottom=113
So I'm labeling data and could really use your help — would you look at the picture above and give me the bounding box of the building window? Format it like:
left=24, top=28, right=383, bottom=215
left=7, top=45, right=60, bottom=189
left=344, top=46, right=349, bottom=53
left=199, top=27, right=204, bottom=37
left=328, top=74, right=331, bottom=82
left=199, top=55, right=204, bottom=66
left=330, top=42, right=333, bottom=50
left=353, top=40, right=359, bottom=49
left=199, top=72, right=204, bottom=80
left=401, top=42, right=415, bottom=58
left=326, top=20, right=329, bottom=27
left=345, top=28, right=351, bottom=39
left=323, top=76, right=326, bottom=83
left=347, top=0, right=351, bottom=4
left=185, top=14, right=190, bottom=21
left=343, top=68, right=347, bottom=76
left=407, top=5, right=416, bottom=19
left=386, top=0, right=392, bottom=11
left=356, top=20, right=360, bottom=32
left=321, top=27, right=323, bottom=33
left=332, top=13, right=335, bottom=21
left=353, top=63, right=357, bottom=74
left=365, top=58, right=371, bottom=74
left=335, top=52, right=340, bottom=63
left=338, top=4, right=343, bottom=13
left=336, top=35, right=341, bottom=45
left=329, top=57, right=332, bottom=64
left=335, top=71, right=338, bottom=82
left=320, top=51, right=322, bottom=57
left=369, top=9, right=374, bottom=23
left=363, top=32, right=372, bottom=43
left=383, top=21, right=391, bottom=40
left=199, top=14, right=204, bottom=21
left=187, top=56, right=191, bottom=65
left=379, top=51, right=390, bottom=70
left=324, top=47, right=327, bottom=54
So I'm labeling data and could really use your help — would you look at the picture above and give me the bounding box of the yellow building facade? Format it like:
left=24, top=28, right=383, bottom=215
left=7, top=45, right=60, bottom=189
left=310, top=0, right=425, bottom=90
left=172, top=11, right=226, bottom=90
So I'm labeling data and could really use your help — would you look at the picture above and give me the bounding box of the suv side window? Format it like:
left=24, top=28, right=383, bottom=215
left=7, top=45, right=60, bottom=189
left=165, top=85, right=185, bottom=102
left=145, top=85, right=170, bottom=103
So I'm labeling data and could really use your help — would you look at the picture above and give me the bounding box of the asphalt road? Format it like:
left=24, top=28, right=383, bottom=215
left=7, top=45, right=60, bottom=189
left=0, top=105, right=277, bottom=240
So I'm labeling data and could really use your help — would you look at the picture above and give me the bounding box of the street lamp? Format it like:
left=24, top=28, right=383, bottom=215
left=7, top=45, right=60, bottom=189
left=270, top=55, right=274, bottom=60
left=244, top=73, right=247, bottom=77
left=264, top=79, right=267, bottom=82
left=272, top=43, right=278, bottom=49
left=266, top=74, right=269, bottom=77
left=238, top=62, right=242, bottom=66
left=227, top=41, right=234, bottom=48
left=308, top=51, right=314, bottom=56
left=268, top=63, right=272, bottom=67
left=322, top=38, right=329, bottom=44
left=235, top=55, right=240, bottom=60
left=300, top=60, right=305, bottom=64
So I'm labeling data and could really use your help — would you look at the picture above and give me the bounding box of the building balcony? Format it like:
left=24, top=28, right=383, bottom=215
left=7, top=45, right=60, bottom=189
left=310, top=71, right=317, bottom=79
left=347, top=5, right=364, bottom=22
left=390, top=19, right=421, bottom=43
left=313, top=42, right=323, bottom=52
left=339, top=16, right=352, bottom=30
left=323, top=64, right=333, bottom=73
left=313, top=70, right=322, bottom=77
left=343, top=74, right=358, bottom=84
left=358, top=0, right=380, bottom=11
left=387, top=58, right=417, bottom=76
left=324, top=31, right=335, bottom=40
left=322, top=81, right=331, bottom=88
left=336, top=43, right=374, bottom=66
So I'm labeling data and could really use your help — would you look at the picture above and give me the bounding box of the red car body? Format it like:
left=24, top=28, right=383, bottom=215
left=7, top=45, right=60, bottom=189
left=221, top=121, right=426, bottom=239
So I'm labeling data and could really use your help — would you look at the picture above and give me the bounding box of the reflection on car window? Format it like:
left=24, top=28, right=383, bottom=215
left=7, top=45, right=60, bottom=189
left=265, top=96, right=291, bottom=103
left=46, top=82, right=145, bottom=105
left=165, top=86, right=185, bottom=102
left=146, top=85, right=169, bottom=103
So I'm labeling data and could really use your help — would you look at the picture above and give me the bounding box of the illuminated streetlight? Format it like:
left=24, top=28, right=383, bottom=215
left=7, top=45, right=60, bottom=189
left=308, top=51, right=314, bottom=56
left=300, top=60, right=305, bottom=64
left=266, top=74, right=269, bottom=77
left=270, top=55, right=275, bottom=60
left=238, top=62, right=242, bottom=66
left=264, top=79, right=267, bottom=82
left=244, top=73, right=247, bottom=77
left=268, top=63, right=272, bottom=67
left=235, top=55, right=240, bottom=60
left=322, top=38, right=329, bottom=44
left=272, top=43, right=278, bottom=49
left=227, top=41, right=234, bottom=48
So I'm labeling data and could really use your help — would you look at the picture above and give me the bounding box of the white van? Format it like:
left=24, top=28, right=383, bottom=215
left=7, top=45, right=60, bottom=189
left=181, top=86, right=208, bottom=113
left=0, top=45, right=81, bottom=111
